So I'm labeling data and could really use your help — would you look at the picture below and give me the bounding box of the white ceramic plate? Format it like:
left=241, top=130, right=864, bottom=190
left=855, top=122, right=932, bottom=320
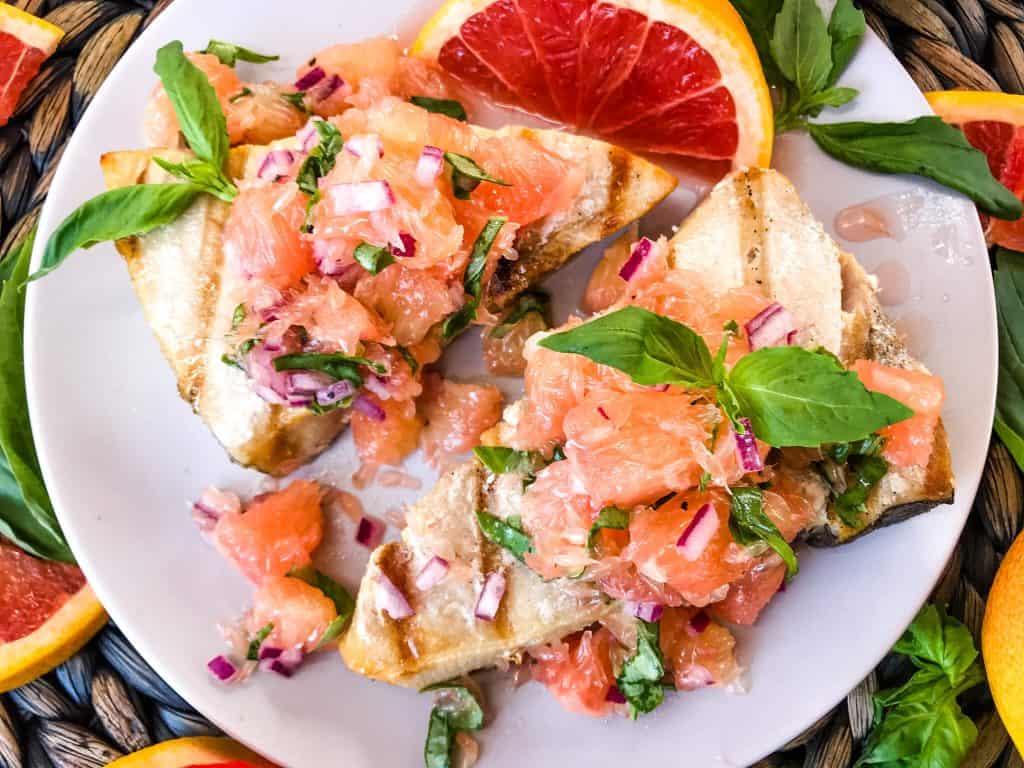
left=25, top=2, right=995, bottom=766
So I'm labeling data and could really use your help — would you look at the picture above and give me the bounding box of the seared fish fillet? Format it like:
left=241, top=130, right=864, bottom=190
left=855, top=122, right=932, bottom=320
left=666, top=168, right=954, bottom=545
left=339, top=462, right=611, bottom=688
left=101, top=130, right=675, bottom=475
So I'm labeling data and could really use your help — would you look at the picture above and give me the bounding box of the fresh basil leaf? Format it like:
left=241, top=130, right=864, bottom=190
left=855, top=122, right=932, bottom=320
left=154, top=41, right=229, bottom=169
left=246, top=623, right=274, bottom=660
left=0, top=233, right=74, bottom=562
left=489, top=290, right=549, bottom=340
left=444, top=152, right=510, bottom=200
left=232, top=303, right=246, bottom=330
left=827, top=0, right=866, bottom=86
left=724, top=346, right=913, bottom=447
left=442, top=217, right=507, bottom=339
left=893, top=605, right=979, bottom=688
left=353, top=242, right=395, bottom=275
left=729, top=486, right=798, bottom=578
left=202, top=40, right=279, bottom=67
left=152, top=156, right=237, bottom=202
left=420, top=682, right=484, bottom=731
left=857, top=690, right=979, bottom=768
left=833, top=453, right=888, bottom=528
left=473, top=446, right=538, bottom=476
left=588, top=506, right=629, bottom=548
left=296, top=119, right=344, bottom=230
left=424, top=708, right=453, bottom=768
left=729, top=0, right=785, bottom=85
left=288, top=566, right=355, bottom=648
left=229, top=87, right=253, bottom=104
left=616, top=620, right=665, bottom=719
left=802, top=86, right=858, bottom=113
left=281, top=91, right=311, bottom=115
left=410, top=96, right=467, bottom=122
left=30, top=184, right=201, bottom=282
left=808, top=117, right=1024, bottom=220
left=995, top=249, right=1024, bottom=472
left=476, top=510, right=532, bottom=562
left=273, top=352, right=383, bottom=385
left=770, top=0, right=832, bottom=99
left=539, top=306, right=716, bottom=388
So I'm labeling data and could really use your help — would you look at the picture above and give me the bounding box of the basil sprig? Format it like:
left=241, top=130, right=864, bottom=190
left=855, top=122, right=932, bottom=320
left=0, top=233, right=74, bottom=562
left=539, top=306, right=912, bottom=447
left=729, top=486, right=798, bottom=578
left=201, top=40, right=279, bottom=67
left=616, top=619, right=666, bottom=719
left=31, top=41, right=239, bottom=282
left=857, top=605, right=983, bottom=768
left=994, top=249, right=1024, bottom=471
left=444, top=152, right=510, bottom=200
left=476, top=510, right=532, bottom=562
left=442, top=217, right=507, bottom=339
left=421, top=681, right=484, bottom=768
left=410, top=96, right=467, bottom=122
left=288, top=566, right=355, bottom=648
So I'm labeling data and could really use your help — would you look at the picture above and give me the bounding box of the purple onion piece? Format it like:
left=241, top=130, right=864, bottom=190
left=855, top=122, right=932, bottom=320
left=207, top=655, right=237, bottom=682
left=618, top=237, right=654, bottom=281
left=316, top=379, right=355, bottom=407
left=293, top=66, right=325, bottom=91
left=353, top=395, right=386, bottom=422
left=734, top=417, right=764, bottom=473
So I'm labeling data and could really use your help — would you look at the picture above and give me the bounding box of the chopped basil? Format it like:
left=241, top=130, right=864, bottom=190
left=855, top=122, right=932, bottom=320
left=296, top=119, right=343, bottom=230
left=410, top=95, right=467, bottom=122
left=473, top=446, right=538, bottom=476
left=442, top=217, right=507, bottom=339
left=424, top=709, right=454, bottom=768
left=476, top=510, right=532, bottom=562
left=289, top=566, right=355, bottom=647
left=822, top=436, right=889, bottom=528
left=273, top=352, right=384, bottom=385
left=698, top=471, right=712, bottom=493
left=616, top=620, right=666, bottom=719
left=588, top=506, right=629, bottom=548
left=220, top=353, right=244, bottom=371
left=281, top=90, right=311, bottom=115
left=231, top=303, right=246, bottom=329
left=202, top=40, right=279, bottom=67
left=229, top=87, right=253, bottom=104
left=488, top=291, right=549, bottom=340
left=444, top=152, right=510, bottom=200
left=550, top=445, right=567, bottom=462
left=354, top=242, right=395, bottom=275
left=246, top=623, right=274, bottom=660
left=421, top=682, right=483, bottom=768
left=728, top=486, right=798, bottom=578
left=397, top=345, right=420, bottom=375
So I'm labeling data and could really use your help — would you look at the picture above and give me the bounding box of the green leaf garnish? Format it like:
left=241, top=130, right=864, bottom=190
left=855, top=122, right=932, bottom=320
left=729, top=0, right=784, bottom=85
left=822, top=437, right=889, bottom=528
left=154, top=41, right=229, bottom=169
left=476, top=510, right=532, bottom=562
left=826, top=0, right=866, bottom=86
left=808, top=118, right=1024, bottom=220
left=473, top=446, right=538, bottom=476
left=442, top=217, right=507, bottom=339
left=588, top=506, right=629, bottom=548
left=410, top=96, right=467, bottom=122
left=152, top=156, right=237, bottom=202
left=397, top=345, right=420, bottom=375
left=288, top=566, right=355, bottom=647
left=246, top=623, right=274, bottom=660
left=0, top=232, right=74, bottom=562
left=229, top=87, right=253, bottom=104
left=770, top=0, right=831, bottom=101
left=728, top=486, right=798, bottom=578
left=272, top=352, right=384, bottom=385
left=421, top=682, right=483, bottom=768
left=296, top=119, right=344, bottom=231
left=444, top=152, right=510, bottom=200
left=281, top=90, right=311, bottom=114
left=231, top=303, right=246, bottom=330
left=489, top=291, right=549, bottom=340
left=994, top=249, right=1024, bottom=472
left=201, top=40, right=279, bottom=67
left=615, top=620, right=666, bottom=719
left=353, top=242, right=395, bottom=275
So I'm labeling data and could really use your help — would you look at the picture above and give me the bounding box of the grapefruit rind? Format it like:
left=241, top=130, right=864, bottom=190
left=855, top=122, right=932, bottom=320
left=0, top=584, right=106, bottom=693
left=412, top=0, right=773, bottom=168
left=104, top=736, right=279, bottom=768
left=983, top=532, right=1024, bottom=752
left=0, top=4, right=64, bottom=55
left=925, top=90, right=1024, bottom=126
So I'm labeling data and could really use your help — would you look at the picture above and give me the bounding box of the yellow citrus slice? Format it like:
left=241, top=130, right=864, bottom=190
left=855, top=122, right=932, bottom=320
left=412, top=0, right=773, bottom=169
left=104, top=736, right=279, bottom=768
left=983, top=529, right=1024, bottom=752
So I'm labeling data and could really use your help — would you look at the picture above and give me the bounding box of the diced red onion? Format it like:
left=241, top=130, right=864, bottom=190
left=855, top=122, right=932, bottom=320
left=354, top=395, right=386, bottom=422
left=377, top=572, right=415, bottom=620
left=326, top=180, right=396, bottom=216
left=355, top=515, right=385, bottom=548
left=744, top=302, right=798, bottom=351
left=257, top=149, right=298, bottom=181
left=344, top=134, right=384, bottom=160
left=605, top=686, right=627, bottom=704
left=597, top=406, right=610, bottom=421
left=676, top=503, right=718, bottom=561
left=207, top=655, right=237, bottom=682
left=191, top=487, right=237, bottom=532
left=297, top=121, right=320, bottom=152
left=287, top=371, right=334, bottom=395
left=293, top=66, right=325, bottom=91
left=474, top=571, right=506, bottom=621
left=246, top=343, right=294, bottom=405
left=786, top=329, right=799, bottom=345
left=258, top=645, right=282, bottom=662
left=627, top=601, right=664, bottom=623
left=686, top=610, right=711, bottom=636
left=309, top=74, right=345, bottom=103
left=391, top=232, right=416, bottom=259
left=734, top=417, right=764, bottom=473
left=415, top=556, right=450, bottom=591
left=315, top=379, right=355, bottom=407
left=192, top=502, right=219, bottom=532
left=618, top=237, right=654, bottom=281
left=415, top=145, right=444, bottom=186
left=260, top=647, right=303, bottom=677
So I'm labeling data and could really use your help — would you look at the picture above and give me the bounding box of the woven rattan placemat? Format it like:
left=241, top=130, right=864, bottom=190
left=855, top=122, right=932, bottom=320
left=0, top=1, right=1020, bottom=766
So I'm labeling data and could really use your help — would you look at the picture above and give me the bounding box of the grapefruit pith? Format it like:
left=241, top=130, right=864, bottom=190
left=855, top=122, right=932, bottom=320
left=412, top=0, right=773, bottom=168
left=0, top=4, right=63, bottom=126
left=0, top=538, right=106, bottom=692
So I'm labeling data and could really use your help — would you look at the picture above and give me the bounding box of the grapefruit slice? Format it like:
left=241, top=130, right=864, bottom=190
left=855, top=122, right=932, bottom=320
left=104, top=736, right=278, bottom=768
left=412, top=0, right=773, bottom=168
left=0, top=4, right=63, bottom=126
left=0, top=538, right=106, bottom=692
left=926, top=90, right=1024, bottom=250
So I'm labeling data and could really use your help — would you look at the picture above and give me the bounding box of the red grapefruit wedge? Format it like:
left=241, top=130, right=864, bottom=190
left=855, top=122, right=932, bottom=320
left=412, top=0, right=773, bottom=168
left=0, top=4, right=63, bottom=127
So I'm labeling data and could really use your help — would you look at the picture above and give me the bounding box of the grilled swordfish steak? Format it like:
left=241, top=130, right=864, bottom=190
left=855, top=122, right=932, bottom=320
left=340, top=168, right=954, bottom=688
left=100, top=128, right=675, bottom=476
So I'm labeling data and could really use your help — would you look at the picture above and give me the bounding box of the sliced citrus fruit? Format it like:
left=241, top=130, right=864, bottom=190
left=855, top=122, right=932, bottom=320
left=412, top=0, right=773, bottom=168
left=0, top=4, right=63, bottom=126
left=104, top=736, right=278, bottom=768
left=531, top=627, right=618, bottom=717
left=0, top=538, right=106, bottom=692
left=983, top=530, right=1024, bottom=752
left=926, top=90, right=1024, bottom=250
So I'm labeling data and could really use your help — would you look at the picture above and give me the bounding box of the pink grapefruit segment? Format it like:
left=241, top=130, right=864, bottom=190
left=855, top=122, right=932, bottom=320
left=0, top=5, right=63, bottom=126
